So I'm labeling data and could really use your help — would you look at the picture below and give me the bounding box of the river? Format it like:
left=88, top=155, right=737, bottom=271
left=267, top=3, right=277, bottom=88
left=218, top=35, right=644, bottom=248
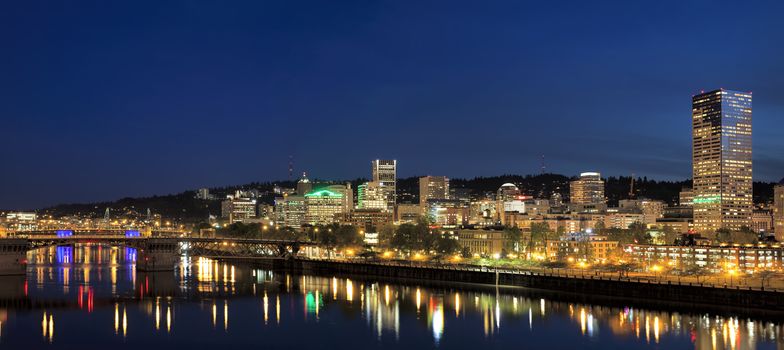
left=0, top=244, right=780, bottom=349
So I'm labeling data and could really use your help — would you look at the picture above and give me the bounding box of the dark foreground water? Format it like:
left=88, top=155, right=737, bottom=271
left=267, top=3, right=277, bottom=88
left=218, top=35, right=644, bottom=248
left=0, top=244, right=781, bottom=349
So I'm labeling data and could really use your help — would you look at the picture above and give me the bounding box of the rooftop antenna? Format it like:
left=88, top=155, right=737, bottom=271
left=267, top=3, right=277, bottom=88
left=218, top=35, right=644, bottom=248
left=628, top=173, right=636, bottom=199
left=288, top=155, right=294, bottom=182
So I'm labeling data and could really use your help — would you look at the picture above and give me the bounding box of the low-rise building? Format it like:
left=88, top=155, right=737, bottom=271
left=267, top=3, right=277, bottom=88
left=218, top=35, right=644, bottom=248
left=456, top=228, right=505, bottom=257
left=752, top=209, right=774, bottom=235
left=6, top=212, right=37, bottom=231
left=426, top=199, right=468, bottom=227
left=396, top=203, right=421, bottom=224
left=604, top=212, right=644, bottom=229
left=545, top=235, right=618, bottom=261
left=626, top=243, right=784, bottom=273
left=337, top=209, right=393, bottom=231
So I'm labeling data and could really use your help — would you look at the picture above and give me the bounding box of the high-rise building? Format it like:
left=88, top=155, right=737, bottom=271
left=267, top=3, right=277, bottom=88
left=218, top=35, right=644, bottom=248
left=296, top=172, right=313, bottom=195
left=569, top=172, right=605, bottom=213
left=221, top=196, right=257, bottom=223
left=419, top=176, right=449, bottom=208
left=692, top=89, right=753, bottom=232
left=276, top=194, right=306, bottom=228
left=304, top=188, right=346, bottom=226
left=679, top=187, right=694, bottom=206
left=357, top=181, right=387, bottom=210
left=774, top=179, right=784, bottom=240
left=371, top=160, right=397, bottom=212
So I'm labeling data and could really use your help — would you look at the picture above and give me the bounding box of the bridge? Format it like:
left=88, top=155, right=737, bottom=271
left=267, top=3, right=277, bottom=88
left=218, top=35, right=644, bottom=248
left=0, top=235, right=314, bottom=275
left=16, top=227, right=188, bottom=236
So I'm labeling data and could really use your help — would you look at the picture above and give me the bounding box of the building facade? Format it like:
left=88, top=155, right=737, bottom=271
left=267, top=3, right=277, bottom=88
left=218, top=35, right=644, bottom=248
left=276, top=195, right=306, bottom=228
left=395, top=203, right=422, bottom=224
left=304, top=189, right=346, bottom=226
left=357, top=181, right=388, bottom=211
left=545, top=236, right=619, bottom=262
left=371, top=159, right=397, bottom=212
left=456, top=229, right=505, bottom=257
left=627, top=243, right=782, bottom=273
left=775, top=180, right=784, bottom=240
left=569, top=172, right=606, bottom=213
left=419, top=176, right=449, bottom=208
left=221, top=196, right=257, bottom=223
left=692, top=89, right=753, bottom=232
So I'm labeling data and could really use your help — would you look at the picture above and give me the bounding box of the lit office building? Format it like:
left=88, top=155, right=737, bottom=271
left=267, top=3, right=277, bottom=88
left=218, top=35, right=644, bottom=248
left=692, top=89, right=753, bottom=232
left=679, top=188, right=694, bottom=206
left=395, top=203, right=422, bottom=224
left=221, top=196, right=257, bottom=223
left=276, top=195, right=306, bottom=228
left=357, top=181, right=388, bottom=211
left=569, top=172, right=606, bottom=213
left=774, top=179, right=784, bottom=240
left=372, top=159, right=397, bottom=212
left=305, top=187, right=351, bottom=226
left=419, top=176, right=449, bottom=208
left=338, top=208, right=393, bottom=231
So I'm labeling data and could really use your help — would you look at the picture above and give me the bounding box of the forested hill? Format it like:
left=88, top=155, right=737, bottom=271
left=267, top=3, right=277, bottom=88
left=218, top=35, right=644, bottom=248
left=38, top=174, right=778, bottom=221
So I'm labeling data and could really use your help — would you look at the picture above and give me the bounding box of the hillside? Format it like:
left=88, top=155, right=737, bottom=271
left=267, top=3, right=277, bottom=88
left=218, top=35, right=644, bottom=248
left=38, top=175, right=778, bottom=221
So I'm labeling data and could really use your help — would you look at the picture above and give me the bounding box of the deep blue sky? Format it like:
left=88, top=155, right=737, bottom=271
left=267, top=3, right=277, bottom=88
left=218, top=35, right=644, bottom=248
left=2, top=1, right=783, bottom=209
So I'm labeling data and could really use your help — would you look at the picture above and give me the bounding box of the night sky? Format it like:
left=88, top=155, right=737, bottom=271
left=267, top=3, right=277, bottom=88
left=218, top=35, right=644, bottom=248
left=2, top=1, right=783, bottom=209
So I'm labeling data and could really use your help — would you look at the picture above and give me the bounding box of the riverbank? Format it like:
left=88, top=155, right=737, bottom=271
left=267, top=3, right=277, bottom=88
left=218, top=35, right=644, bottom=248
left=213, top=256, right=784, bottom=313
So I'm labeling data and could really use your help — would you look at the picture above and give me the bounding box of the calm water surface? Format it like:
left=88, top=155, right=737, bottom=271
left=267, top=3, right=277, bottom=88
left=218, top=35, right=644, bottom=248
left=0, top=244, right=781, bottom=349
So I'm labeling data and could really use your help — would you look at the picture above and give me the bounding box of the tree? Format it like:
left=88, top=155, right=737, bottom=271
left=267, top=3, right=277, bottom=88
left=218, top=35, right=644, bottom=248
left=575, top=240, right=594, bottom=261
left=378, top=223, right=396, bottom=247
left=715, top=228, right=732, bottom=243
left=628, top=222, right=651, bottom=244
left=529, top=222, right=553, bottom=253
left=503, top=227, right=522, bottom=253
left=661, top=226, right=679, bottom=245
left=335, top=225, right=361, bottom=248
left=593, top=220, right=606, bottom=235
left=219, top=222, right=260, bottom=238
left=434, top=234, right=459, bottom=255
left=731, top=226, right=757, bottom=244
left=192, top=222, right=211, bottom=235
left=460, top=247, right=472, bottom=259
left=757, top=270, right=778, bottom=289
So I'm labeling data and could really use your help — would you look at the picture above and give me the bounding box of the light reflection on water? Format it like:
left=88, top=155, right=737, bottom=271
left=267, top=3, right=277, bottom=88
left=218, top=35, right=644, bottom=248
left=0, top=244, right=779, bottom=349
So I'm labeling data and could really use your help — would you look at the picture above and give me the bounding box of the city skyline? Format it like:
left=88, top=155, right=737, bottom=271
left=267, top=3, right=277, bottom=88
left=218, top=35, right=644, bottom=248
left=4, top=3, right=784, bottom=349
left=3, top=1, right=784, bottom=209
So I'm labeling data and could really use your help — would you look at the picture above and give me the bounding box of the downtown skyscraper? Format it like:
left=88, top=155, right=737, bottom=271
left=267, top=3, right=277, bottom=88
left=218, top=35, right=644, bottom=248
left=371, top=159, right=397, bottom=212
left=691, top=89, right=753, bottom=233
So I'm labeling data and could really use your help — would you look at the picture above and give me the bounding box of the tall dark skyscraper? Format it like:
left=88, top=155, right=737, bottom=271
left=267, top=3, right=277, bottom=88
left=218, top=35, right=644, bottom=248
left=692, top=89, right=753, bottom=232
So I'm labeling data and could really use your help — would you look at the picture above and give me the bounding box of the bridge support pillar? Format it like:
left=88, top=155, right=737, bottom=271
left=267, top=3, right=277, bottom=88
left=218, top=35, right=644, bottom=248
left=0, top=239, right=28, bottom=275
left=137, top=239, right=179, bottom=272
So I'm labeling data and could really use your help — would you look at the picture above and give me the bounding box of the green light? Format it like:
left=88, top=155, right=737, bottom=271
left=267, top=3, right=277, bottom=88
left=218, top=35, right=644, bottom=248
left=305, top=189, right=343, bottom=198
left=693, top=196, right=720, bottom=204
